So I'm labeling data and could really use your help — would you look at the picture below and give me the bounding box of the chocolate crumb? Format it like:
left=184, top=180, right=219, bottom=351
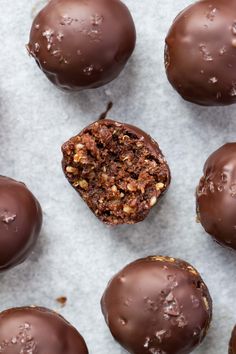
left=56, top=296, right=67, bottom=307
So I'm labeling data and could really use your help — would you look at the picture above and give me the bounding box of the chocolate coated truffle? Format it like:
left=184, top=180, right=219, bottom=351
left=165, top=0, right=236, bottom=106
left=0, top=176, right=42, bottom=271
left=0, top=306, right=88, bottom=354
left=62, top=119, right=170, bottom=225
left=229, top=326, right=236, bottom=353
left=101, top=256, right=212, bottom=354
left=27, top=0, right=136, bottom=91
left=196, top=143, right=236, bottom=250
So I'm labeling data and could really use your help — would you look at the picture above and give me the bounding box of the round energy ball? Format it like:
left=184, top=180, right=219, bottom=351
left=196, top=143, right=236, bottom=250
left=27, top=0, right=136, bottom=91
left=165, top=0, right=236, bottom=106
left=101, top=256, right=212, bottom=354
left=0, top=306, right=88, bottom=354
left=0, top=176, right=42, bottom=271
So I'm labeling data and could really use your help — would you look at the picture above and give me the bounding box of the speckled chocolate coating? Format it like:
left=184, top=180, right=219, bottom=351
left=101, top=256, right=212, bottom=354
left=0, top=307, right=88, bottom=354
left=229, top=326, right=236, bottom=354
left=196, top=143, right=236, bottom=250
left=0, top=176, right=42, bottom=271
left=165, top=0, right=236, bottom=106
left=61, top=119, right=170, bottom=225
left=27, top=0, right=136, bottom=91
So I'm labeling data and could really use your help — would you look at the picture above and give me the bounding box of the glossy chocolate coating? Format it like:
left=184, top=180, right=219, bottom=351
left=0, top=176, right=42, bottom=271
left=27, top=0, right=136, bottom=91
left=196, top=143, right=236, bottom=249
left=0, top=306, right=88, bottom=354
left=62, top=119, right=170, bottom=225
left=165, top=0, right=236, bottom=106
left=229, top=326, right=236, bottom=354
left=101, top=256, right=212, bottom=354
left=196, top=143, right=236, bottom=250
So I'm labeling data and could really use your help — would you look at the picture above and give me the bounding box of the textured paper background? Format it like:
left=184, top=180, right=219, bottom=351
left=0, top=0, right=236, bottom=353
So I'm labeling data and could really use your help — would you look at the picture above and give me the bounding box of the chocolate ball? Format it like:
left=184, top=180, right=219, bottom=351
left=61, top=119, right=170, bottom=225
left=0, top=306, right=88, bottom=354
left=27, top=0, right=136, bottom=91
left=196, top=143, right=236, bottom=250
left=229, top=326, right=236, bottom=353
left=0, top=176, right=42, bottom=271
left=165, top=0, right=236, bottom=106
left=101, top=256, right=212, bottom=354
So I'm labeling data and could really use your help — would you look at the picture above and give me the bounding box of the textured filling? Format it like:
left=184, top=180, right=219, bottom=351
left=62, top=121, right=169, bottom=224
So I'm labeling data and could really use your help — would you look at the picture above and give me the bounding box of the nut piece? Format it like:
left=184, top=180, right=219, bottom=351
left=66, top=166, right=78, bottom=174
left=127, top=183, right=137, bottom=192
left=73, top=154, right=81, bottom=162
left=187, top=266, right=198, bottom=276
left=111, top=185, right=118, bottom=192
left=78, top=180, right=88, bottom=190
left=149, top=256, right=177, bottom=263
left=156, top=182, right=165, bottom=190
left=150, top=196, right=157, bottom=206
left=75, top=143, right=84, bottom=150
left=203, top=296, right=209, bottom=311
left=101, top=173, right=108, bottom=182
left=123, top=205, right=134, bottom=214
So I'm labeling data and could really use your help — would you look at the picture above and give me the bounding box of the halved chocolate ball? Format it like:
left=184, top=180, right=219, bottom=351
left=101, top=256, right=212, bottom=354
left=27, top=0, right=136, bottom=91
left=0, top=176, right=42, bottom=271
left=196, top=143, right=236, bottom=250
left=0, top=306, right=88, bottom=354
left=61, top=119, right=170, bottom=225
left=165, top=0, right=236, bottom=106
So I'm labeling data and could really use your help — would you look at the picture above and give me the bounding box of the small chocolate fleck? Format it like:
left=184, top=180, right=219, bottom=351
left=56, top=296, right=67, bottom=307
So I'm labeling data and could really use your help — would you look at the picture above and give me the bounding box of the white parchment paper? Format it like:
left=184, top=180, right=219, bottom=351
left=0, top=0, right=235, bottom=353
